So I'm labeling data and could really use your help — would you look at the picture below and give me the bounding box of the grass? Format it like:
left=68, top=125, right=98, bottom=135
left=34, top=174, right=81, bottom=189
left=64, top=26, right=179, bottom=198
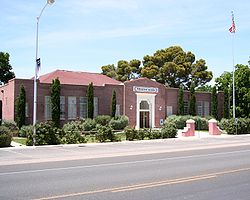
left=12, top=137, right=27, bottom=145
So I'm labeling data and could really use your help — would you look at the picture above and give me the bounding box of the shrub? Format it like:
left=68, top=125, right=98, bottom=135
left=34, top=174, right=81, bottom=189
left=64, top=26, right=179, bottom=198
left=124, top=127, right=138, bottom=141
left=165, top=115, right=208, bottom=130
left=26, top=122, right=61, bottom=146
left=95, top=125, right=115, bottom=142
left=19, top=125, right=33, bottom=137
left=109, top=116, right=129, bottom=130
left=161, top=122, right=177, bottom=138
left=146, top=129, right=162, bottom=139
left=2, top=120, right=19, bottom=137
left=0, top=126, right=12, bottom=147
left=138, top=129, right=147, bottom=140
left=83, top=118, right=96, bottom=131
left=218, top=118, right=250, bottom=134
left=94, top=115, right=111, bottom=126
left=62, top=121, right=86, bottom=144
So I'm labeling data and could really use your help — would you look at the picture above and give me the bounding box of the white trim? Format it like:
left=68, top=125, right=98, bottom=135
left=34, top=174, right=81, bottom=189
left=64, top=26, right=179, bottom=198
left=135, top=93, right=156, bottom=129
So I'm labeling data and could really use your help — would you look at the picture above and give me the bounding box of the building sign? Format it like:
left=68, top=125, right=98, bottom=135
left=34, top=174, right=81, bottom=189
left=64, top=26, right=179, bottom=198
left=133, top=86, right=158, bottom=93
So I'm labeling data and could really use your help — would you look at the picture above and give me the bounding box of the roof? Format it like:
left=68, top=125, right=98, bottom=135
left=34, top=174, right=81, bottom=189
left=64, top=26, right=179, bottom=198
left=38, top=70, right=122, bottom=86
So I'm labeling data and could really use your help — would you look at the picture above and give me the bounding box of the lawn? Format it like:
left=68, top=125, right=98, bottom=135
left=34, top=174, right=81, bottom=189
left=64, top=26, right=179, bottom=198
left=12, top=137, right=27, bottom=145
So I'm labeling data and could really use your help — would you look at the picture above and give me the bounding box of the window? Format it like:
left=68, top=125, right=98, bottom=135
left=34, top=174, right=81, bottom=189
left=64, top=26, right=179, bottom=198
left=140, top=100, right=149, bottom=110
left=94, top=97, right=98, bottom=117
left=45, top=96, right=52, bottom=120
left=25, top=103, right=29, bottom=117
left=166, top=106, right=173, bottom=116
left=80, top=97, right=87, bottom=118
left=68, top=96, right=76, bottom=119
left=60, top=96, right=65, bottom=119
left=116, top=104, right=120, bottom=116
left=204, top=101, right=210, bottom=116
left=197, top=101, right=203, bottom=116
left=184, top=101, right=189, bottom=115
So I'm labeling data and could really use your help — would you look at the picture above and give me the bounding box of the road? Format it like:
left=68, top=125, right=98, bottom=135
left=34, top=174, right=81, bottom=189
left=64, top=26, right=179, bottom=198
left=0, top=135, right=250, bottom=199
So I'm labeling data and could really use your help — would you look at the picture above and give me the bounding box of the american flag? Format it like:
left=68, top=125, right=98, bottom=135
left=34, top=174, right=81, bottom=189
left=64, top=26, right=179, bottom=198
left=229, top=11, right=236, bottom=33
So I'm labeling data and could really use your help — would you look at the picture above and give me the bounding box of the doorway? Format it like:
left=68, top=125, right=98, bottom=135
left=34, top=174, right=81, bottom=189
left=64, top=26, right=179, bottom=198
left=140, top=111, right=149, bottom=128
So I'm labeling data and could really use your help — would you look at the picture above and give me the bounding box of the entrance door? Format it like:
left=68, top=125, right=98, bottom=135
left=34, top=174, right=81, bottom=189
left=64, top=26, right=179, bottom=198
left=140, top=111, right=149, bottom=128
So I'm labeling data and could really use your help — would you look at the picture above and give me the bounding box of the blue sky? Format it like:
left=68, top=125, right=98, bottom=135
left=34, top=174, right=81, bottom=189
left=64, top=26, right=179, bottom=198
left=1, top=0, right=249, bottom=83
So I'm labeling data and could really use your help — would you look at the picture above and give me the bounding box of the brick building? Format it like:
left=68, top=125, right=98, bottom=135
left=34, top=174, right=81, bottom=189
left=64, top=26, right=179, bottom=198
left=0, top=70, right=224, bottom=128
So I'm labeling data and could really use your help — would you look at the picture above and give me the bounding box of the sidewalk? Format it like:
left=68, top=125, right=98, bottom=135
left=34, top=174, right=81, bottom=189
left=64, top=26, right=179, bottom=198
left=1, top=134, right=250, bottom=166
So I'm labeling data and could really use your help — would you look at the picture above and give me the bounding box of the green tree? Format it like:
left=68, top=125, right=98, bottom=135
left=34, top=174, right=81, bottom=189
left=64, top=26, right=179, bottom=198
left=211, top=86, right=218, bottom=119
left=234, top=64, right=250, bottom=118
left=196, top=84, right=213, bottom=92
left=15, top=85, right=26, bottom=129
left=51, top=78, right=61, bottom=127
left=177, top=85, right=184, bottom=115
left=223, top=87, right=230, bottom=119
left=87, top=82, right=94, bottom=119
left=101, top=59, right=141, bottom=82
left=215, top=63, right=250, bottom=118
left=0, top=52, right=15, bottom=84
left=111, top=90, right=116, bottom=118
left=189, top=82, right=196, bottom=116
left=141, top=46, right=212, bottom=89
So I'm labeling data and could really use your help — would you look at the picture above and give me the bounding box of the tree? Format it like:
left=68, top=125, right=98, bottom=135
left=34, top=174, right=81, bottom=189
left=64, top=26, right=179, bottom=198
left=51, top=78, right=61, bottom=127
left=215, top=62, right=250, bottom=118
left=223, top=87, right=229, bottom=119
left=111, top=90, right=117, bottom=118
left=177, top=85, right=184, bottom=115
left=196, top=84, right=213, bottom=92
left=189, top=82, right=196, bottom=116
left=87, top=82, right=94, bottom=119
left=16, top=85, right=26, bottom=129
left=101, top=59, right=141, bottom=82
left=0, top=52, right=15, bottom=84
left=211, top=86, right=218, bottom=119
left=234, top=64, right=250, bottom=118
left=141, top=46, right=212, bottom=89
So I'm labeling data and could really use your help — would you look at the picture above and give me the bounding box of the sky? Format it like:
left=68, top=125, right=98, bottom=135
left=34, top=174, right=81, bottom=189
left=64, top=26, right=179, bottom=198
left=1, top=0, right=250, bottom=83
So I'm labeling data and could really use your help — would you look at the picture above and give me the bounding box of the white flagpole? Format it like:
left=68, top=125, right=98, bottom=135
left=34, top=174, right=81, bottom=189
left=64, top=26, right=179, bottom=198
left=230, top=11, right=236, bottom=119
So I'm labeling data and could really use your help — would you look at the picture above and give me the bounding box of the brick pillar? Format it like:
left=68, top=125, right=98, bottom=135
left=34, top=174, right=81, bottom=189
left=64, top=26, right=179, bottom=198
left=208, top=119, right=221, bottom=135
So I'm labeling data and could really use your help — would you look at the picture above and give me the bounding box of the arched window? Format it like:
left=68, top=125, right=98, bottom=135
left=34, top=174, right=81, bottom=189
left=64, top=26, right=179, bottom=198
left=140, top=100, right=149, bottom=110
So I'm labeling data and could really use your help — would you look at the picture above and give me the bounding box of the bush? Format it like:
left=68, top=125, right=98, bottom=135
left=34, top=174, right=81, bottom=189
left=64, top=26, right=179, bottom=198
left=124, top=127, right=138, bottom=141
left=147, top=129, right=162, bottom=139
left=83, top=119, right=96, bottom=131
left=161, top=122, right=177, bottom=138
left=94, top=115, right=111, bottom=126
left=62, top=121, right=86, bottom=144
left=0, top=126, right=12, bottom=147
left=218, top=118, right=250, bottom=134
left=95, top=125, right=115, bottom=142
left=26, top=122, right=61, bottom=146
left=2, top=120, right=19, bottom=137
left=109, top=116, right=129, bottom=130
left=165, top=115, right=208, bottom=130
left=19, top=125, right=33, bottom=137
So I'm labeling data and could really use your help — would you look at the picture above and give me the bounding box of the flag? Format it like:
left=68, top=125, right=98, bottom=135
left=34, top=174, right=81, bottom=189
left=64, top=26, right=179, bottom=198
left=36, top=58, right=41, bottom=77
left=229, top=11, right=236, bottom=33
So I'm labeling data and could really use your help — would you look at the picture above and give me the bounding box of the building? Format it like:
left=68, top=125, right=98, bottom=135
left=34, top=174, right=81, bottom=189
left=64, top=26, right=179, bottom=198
left=0, top=70, right=224, bottom=128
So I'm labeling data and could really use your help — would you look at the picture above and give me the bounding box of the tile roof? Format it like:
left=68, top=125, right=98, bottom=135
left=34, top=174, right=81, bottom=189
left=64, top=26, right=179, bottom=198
left=38, top=70, right=122, bottom=86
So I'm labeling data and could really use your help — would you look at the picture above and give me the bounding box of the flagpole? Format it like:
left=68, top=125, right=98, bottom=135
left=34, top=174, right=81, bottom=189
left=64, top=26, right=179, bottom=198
left=33, top=0, right=55, bottom=146
left=230, top=11, right=236, bottom=119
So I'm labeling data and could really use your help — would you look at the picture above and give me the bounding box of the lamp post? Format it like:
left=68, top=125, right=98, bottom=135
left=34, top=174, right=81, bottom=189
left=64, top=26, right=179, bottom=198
left=33, top=0, right=55, bottom=146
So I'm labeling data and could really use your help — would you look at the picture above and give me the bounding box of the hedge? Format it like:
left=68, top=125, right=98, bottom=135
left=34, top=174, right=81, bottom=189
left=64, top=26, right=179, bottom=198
left=165, top=115, right=211, bottom=130
left=0, top=126, right=12, bottom=147
left=218, top=118, right=250, bottom=134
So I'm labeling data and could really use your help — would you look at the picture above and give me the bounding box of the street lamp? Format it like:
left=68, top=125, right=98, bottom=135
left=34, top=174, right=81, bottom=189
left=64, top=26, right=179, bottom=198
left=33, top=0, right=55, bottom=146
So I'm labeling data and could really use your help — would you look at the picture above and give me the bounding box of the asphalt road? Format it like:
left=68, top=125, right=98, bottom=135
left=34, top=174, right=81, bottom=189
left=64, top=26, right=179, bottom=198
left=0, top=143, right=250, bottom=200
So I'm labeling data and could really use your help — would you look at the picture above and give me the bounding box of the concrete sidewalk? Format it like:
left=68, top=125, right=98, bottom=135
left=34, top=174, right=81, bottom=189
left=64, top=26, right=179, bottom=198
left=1, top=134, right=250, bottom=166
